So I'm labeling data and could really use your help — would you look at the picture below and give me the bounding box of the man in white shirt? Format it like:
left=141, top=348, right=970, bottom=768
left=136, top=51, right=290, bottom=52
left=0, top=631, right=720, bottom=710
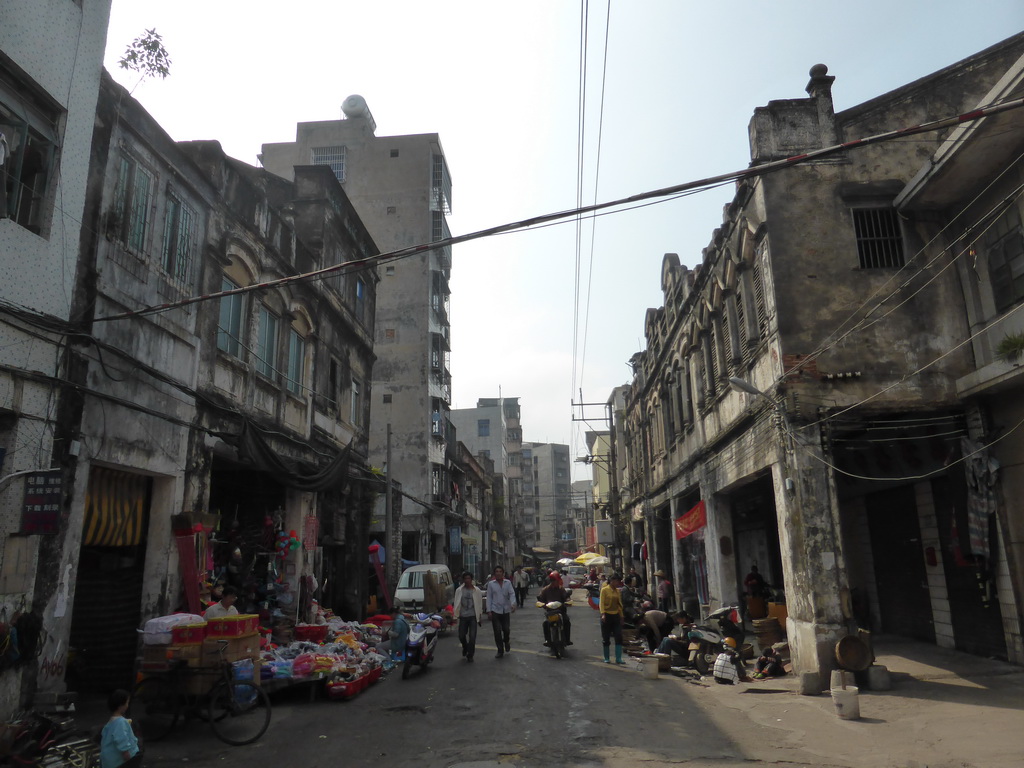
left=485, top=567, right=517, bottom=658
left=512, top=566, right=530, bottom=608
left=204, top=585, right=239, bottom=619
left=453, top=572, right=484, bottom=662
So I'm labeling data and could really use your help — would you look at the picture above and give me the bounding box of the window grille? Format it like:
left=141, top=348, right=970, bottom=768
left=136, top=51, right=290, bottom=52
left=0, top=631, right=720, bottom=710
left=987, top=203, right=1024, bottom=313
left=853, top=208, right=905, bottom=268
left=216, top=277, right=244, bottom=357
left=286, top=329, right=305, bottom=395
left=255, top=307, right=279, bottom=378
left=350, top=378, right=361, bottom=425
left=162, top=193, right=195, bottom=283
left=311, top=145, right=346, bottom=182
left=735, top=286, right=750, bottom=361
left=113, top=155, right=153, bottom=253
left=0, top=71, right=59, bottom=232
left=719, top=313, right=732, bottom=376
left=431, top=153, right=452, bottom=214
left=752, top=248, right=769, bottom=337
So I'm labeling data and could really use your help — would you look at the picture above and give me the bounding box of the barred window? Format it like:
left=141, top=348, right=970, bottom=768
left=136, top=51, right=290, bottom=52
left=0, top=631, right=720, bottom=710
left=216, top=277, right=245, bottom=357
left=255, top=306, right=280, bottom=379
left=162, top=193, right=195, bottom=282
left=987, top=203, right=1024, bottom=313
left=853, top=208, right=905, bottom=268
left=113, top=154, right=153, bottom=253
left=311, top=145, right=346, bottom=182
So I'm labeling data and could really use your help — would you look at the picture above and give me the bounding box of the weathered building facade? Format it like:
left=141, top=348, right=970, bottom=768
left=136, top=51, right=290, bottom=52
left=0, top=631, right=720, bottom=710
left=0, top=0, right=112, bottom=713
left=49, top=73, right=380, bottom=694
left=622, top=34, right=1024, bottom=684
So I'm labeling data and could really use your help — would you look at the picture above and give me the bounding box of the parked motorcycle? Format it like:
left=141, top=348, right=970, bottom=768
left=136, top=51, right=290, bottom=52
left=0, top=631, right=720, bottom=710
left=539, top=599, right=572, bottom=658
left=401, top=612, right=443, bottom=679
left=687, top=605, right=743, bottom=675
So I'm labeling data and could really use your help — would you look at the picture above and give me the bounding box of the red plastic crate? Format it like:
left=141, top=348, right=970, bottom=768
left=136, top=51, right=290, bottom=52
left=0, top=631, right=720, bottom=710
left=206, top=614, right=259, bottom=638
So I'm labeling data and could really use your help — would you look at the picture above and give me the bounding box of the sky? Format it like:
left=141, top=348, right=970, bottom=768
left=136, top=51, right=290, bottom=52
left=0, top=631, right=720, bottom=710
left=102, top=1, right=1024, bottom=477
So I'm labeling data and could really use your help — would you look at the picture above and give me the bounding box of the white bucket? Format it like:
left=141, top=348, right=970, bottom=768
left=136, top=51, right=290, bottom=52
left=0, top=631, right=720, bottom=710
left=830, top=685, right=860, bottom=720
left=639, top=655, right=659, bottom=680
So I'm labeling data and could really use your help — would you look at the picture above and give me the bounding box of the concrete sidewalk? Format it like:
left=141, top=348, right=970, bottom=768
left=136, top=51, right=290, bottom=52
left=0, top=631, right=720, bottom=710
left=687, top=635, right=1024, bottom=768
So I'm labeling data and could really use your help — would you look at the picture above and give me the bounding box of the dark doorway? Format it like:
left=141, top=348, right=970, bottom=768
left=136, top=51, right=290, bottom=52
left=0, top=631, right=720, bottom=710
left=866, top=485, right=936, bottom=642
left=730, top=475, right=784, bottom=608
left=68, top=467, right=151, bottom=694
left=932, top=475, right=1007, bottom=659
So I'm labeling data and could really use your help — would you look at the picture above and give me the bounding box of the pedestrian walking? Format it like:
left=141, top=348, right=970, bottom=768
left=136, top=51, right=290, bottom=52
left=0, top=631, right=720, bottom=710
left=485, top=566, right=517, bottom=657
left=453, top=572, right=484, bottom=662
left=512, top=566, right=530, bottom=608
left=599, top=572, right=627, bottom=665
left=653, top=570, right=673, bottom=612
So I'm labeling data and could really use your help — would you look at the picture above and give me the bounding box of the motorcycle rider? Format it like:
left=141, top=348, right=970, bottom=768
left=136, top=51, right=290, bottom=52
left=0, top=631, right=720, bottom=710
left=538, top=571, right=573, bottom=648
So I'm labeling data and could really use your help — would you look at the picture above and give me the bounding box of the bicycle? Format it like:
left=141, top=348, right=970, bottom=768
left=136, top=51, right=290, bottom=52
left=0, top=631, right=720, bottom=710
left=129, top=639, right=270, bottom=746
left=0, top=711, right=99, bottom=768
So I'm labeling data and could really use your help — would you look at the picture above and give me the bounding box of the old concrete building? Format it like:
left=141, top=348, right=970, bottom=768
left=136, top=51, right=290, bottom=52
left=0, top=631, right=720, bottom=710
left=52, top=73, right=380, bottom=693
left=0, top=0, right=112, bottom=713
left=895, top=50, right=1024, bottom=662
left=260, top=99, right=455, bottom=567
left=621, top=33, right=1024, bottom=684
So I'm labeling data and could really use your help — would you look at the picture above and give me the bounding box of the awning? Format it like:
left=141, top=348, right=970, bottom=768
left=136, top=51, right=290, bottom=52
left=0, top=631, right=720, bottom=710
left=531, top=546, right=555, bottom=555
left=84, top=466, right=147, bottom=547
left=461, top=535, right=478, bottom=545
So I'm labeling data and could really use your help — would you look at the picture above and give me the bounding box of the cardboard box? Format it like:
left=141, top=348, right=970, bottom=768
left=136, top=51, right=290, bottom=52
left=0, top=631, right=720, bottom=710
left=201, top=633, right=260, bottom=665
left=142, top=643, right=204, bottom=668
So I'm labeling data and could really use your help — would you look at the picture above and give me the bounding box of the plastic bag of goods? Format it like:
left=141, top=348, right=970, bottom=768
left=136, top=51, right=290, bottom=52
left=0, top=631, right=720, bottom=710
left=291, top=653, right=317, bottom=677
left=141, top=614, right=206, bottom=645
left=232, top=658, right=254, bottom=681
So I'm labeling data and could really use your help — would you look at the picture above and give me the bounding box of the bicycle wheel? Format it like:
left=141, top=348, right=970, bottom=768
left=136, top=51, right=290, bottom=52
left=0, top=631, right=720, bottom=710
left=130, top=676, right=179, bottom=742
left=207, top=681, right=271, bottom=746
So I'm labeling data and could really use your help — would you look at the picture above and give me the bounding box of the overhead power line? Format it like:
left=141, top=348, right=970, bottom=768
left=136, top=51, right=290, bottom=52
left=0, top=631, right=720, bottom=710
left=92, top=96, right=1024, bottom=325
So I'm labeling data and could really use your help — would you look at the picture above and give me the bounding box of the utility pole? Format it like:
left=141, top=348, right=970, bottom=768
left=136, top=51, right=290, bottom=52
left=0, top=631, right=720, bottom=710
left=385, top=422, right=393, bottom=591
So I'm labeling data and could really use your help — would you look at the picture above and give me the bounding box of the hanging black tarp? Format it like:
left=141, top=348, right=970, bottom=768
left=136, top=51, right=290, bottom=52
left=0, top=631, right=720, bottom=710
left=224, top=419, right=352, bottom=492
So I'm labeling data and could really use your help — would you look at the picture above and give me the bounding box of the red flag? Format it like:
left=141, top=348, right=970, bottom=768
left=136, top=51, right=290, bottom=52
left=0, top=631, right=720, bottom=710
left=674, top=500, right=706, bottom=540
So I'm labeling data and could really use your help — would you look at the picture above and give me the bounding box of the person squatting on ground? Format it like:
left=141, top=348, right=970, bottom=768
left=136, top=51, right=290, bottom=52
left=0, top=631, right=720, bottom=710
left=752, top=646, right=785, bottom=678
left=100, top=689, right=141, bottom=768
left=453, top=571, right=484, bottom=662
left=712, top=638, right=751, bottom=684
left=538, top=571, right=573, bottom=648
left=512, top=566, right=530, bottom=608
left=486, top=566, right=517, bottom=657
left=599, top=573, right=627, bottom=664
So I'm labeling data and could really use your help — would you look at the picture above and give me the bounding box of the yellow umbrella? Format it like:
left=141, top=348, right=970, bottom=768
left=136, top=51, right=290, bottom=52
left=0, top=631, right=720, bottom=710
left=575, top=552, right=600, bottom=565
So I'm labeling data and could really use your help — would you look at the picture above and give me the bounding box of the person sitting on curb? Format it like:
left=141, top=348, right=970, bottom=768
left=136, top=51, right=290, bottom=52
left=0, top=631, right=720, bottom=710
left=751, top=646, right=786, bottom=678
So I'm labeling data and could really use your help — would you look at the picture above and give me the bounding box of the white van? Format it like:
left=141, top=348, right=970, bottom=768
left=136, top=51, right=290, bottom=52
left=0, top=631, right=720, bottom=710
left=394, top=564, right=455, bottom=611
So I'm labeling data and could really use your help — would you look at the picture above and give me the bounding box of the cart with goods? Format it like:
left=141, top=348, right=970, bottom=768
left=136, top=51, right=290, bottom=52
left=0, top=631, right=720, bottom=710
left=132, top=614, right=270, bottom=746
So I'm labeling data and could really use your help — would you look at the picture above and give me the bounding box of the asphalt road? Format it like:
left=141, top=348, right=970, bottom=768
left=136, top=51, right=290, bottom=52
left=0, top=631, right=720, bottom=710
left=136, top=592, right=767, bottom=768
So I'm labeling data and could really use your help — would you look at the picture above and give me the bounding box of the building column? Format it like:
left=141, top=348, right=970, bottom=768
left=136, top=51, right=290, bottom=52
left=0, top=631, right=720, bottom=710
left=703, top=491, right=736, bottom=612
left=773, top=430, right=851, bottom=686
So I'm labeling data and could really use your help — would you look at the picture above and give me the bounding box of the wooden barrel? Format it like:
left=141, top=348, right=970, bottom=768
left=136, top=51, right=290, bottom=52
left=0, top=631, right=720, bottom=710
left=746, top=596, right=768, bottom=619
left=752, top=617, right=784, bottom=651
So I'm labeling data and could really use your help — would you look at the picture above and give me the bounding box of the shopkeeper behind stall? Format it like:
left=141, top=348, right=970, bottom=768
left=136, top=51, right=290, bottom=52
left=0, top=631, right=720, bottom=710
left=204, top=585, right=239, bottom=619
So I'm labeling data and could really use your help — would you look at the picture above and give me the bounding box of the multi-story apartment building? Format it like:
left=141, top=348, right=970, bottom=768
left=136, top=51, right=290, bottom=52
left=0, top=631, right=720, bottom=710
left=524, top=443, right=573, bottom=555
left=0, top=0, right=112, bottom=713
left=450, top=397, right=524, bottom=566
left=259, top=97, right=454, bottom=565
left=621, top=34, right=1024, bottom=682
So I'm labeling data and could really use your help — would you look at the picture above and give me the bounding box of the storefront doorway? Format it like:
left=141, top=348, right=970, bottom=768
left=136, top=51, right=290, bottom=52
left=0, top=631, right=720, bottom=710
left=68, top=466, right=151, bottom=693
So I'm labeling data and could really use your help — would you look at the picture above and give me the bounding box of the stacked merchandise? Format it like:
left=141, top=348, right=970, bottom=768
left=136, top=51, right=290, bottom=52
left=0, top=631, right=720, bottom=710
left=138, top=614, right=261, bottom=695
left=259, top=617, right=391, bottom=700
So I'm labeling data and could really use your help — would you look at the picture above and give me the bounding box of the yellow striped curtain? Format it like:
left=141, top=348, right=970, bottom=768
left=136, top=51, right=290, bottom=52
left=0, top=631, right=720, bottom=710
left=83, top=467, right=147, bottom=547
